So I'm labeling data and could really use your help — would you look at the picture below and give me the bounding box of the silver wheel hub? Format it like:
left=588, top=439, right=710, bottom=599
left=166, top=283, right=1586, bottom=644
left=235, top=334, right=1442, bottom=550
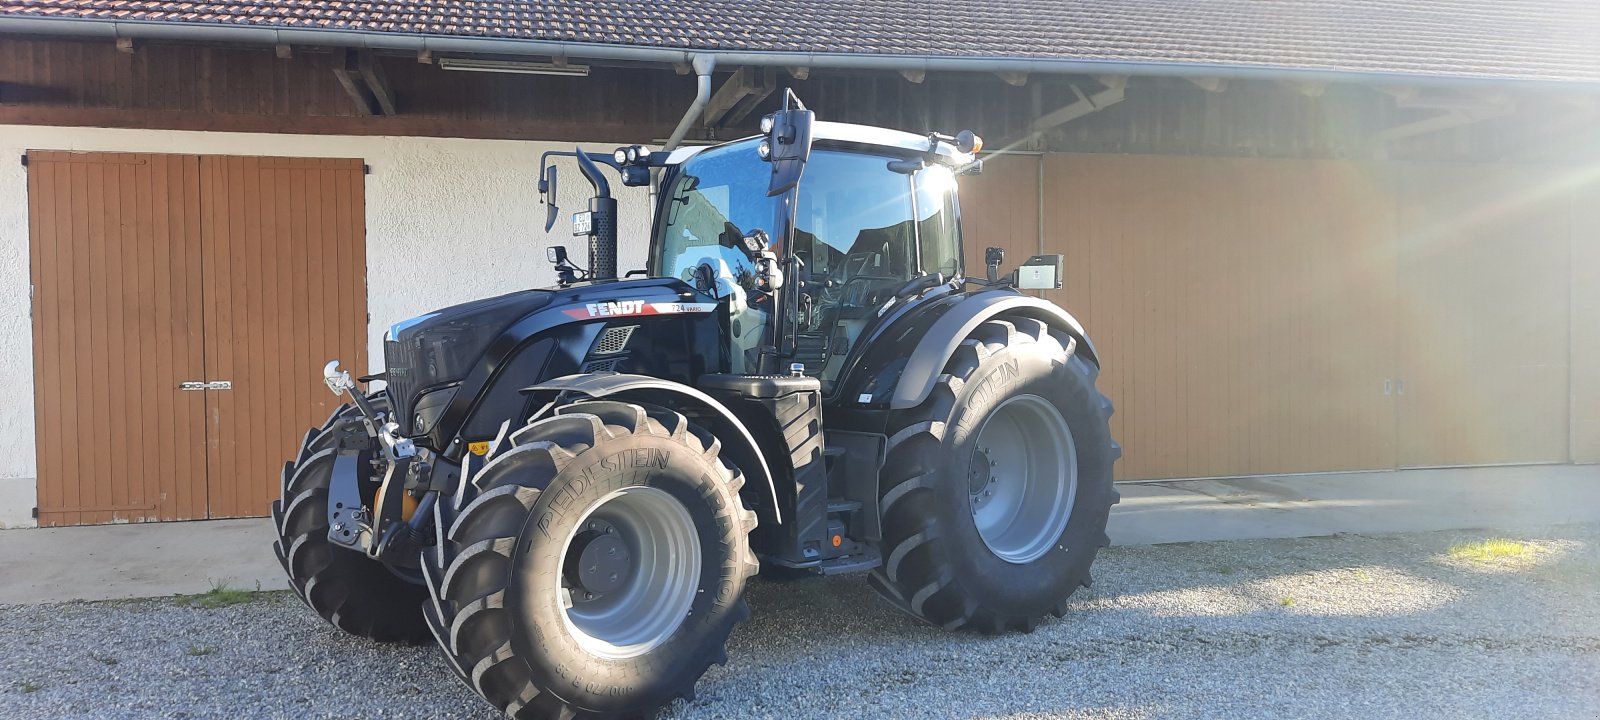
left=559, top=486, right=701, bottom=659
left=968, top=394, right=1078, bottom=564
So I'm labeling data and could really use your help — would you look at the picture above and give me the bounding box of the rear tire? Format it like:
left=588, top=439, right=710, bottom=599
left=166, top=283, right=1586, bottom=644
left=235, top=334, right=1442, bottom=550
left=270, top=394, right=432, bottom=643
left=868, top=318, right=1120, bottom=633
left=423, top=400, right=759, bottom=719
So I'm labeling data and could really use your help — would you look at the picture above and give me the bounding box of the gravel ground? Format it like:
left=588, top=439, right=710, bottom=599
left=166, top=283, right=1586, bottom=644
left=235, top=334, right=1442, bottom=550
left=2, top=524, right=1597, bottom=720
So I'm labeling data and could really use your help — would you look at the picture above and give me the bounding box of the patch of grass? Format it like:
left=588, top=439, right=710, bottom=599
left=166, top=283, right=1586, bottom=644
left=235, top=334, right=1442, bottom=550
left=1216, top=565, right=1235, bottom=575
left=1353, top=569, right=1372, bottom=582
left=91, top=653, right=118, bottom=666
left=186, top=645, right=215, bottom=657
left=176, top=579, right=256, bottom=609
left=1449, top=538, right=1543, bottom=565
left=1279, top=597, right=1296, bottom=607
left=18, top=680, right=42, bottom=693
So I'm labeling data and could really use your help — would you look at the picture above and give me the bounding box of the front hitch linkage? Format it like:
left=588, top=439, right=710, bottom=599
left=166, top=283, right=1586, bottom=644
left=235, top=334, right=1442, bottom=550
left=322, top=361, right=433, bottom=564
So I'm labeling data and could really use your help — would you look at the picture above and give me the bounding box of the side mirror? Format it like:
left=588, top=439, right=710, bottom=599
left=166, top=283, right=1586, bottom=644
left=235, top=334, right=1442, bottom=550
left=1017, top=254, right=1064, bottom=290
left=985, top=246, right=1005, bottom=282
left=540, top=165, right=559, bottom=232
left=761, top=91, right=814, bottom=197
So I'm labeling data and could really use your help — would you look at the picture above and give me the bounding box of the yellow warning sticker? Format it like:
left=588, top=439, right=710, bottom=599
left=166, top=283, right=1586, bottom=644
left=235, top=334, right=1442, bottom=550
left=468, top=441, right=491, bottom=456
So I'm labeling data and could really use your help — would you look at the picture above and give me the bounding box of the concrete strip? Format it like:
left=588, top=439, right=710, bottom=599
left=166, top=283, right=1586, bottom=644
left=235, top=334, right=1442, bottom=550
left=1, top=464, right=1596, bottom=604
left=0, top=518, right=288, bottom=604
left=1111, top=463, right=1600, bottom=545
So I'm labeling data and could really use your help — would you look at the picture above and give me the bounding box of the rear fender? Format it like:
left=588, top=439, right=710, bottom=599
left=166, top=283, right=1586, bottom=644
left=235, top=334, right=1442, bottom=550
left=524, top=373, right=783, bottom=524
left=885, top=290, right=1098, bottom=410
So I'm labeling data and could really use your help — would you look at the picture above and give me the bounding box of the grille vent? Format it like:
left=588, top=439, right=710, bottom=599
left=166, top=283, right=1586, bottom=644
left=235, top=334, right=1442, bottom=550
left=595, top=325, right=637, bottom=355
left=582, top=357, right=624, bottom=373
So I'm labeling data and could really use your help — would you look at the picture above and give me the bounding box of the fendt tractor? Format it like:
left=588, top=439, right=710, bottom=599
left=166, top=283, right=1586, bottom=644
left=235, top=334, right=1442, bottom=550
left=271, top=91, right=1120, bottom=719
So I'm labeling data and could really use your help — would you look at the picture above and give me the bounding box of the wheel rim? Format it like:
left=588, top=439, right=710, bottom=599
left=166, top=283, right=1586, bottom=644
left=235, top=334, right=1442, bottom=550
left=967, top=394, right=1077, bottom=564
left=558, top=486, right=702, bottom=659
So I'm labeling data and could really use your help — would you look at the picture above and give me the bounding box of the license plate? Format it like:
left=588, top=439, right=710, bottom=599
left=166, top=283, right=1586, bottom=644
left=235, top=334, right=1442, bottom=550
left=571, top=211, right=592, bottom=236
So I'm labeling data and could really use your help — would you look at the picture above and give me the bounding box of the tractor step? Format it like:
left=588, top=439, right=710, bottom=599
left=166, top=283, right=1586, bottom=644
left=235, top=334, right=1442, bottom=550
left=826, top=498, right=862, bottom=514
left=817, top=549, right=882, bottom=576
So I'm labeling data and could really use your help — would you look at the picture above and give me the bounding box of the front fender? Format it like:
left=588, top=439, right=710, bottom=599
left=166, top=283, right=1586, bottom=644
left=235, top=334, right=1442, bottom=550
left=525, top=373, right=783, bottom=523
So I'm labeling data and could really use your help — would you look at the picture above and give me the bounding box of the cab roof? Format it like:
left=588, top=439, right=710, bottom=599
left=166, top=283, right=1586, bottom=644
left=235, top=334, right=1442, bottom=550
left=664, top=121, right=976, bottom=166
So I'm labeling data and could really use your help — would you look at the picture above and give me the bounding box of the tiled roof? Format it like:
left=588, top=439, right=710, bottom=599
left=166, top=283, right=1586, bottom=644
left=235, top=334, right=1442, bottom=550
left=3, top=0, right=1598, bottom=83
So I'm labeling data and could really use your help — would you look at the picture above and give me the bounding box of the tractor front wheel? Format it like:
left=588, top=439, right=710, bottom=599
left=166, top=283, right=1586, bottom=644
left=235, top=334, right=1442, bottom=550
left=270, top=394, right=432, bottom=643
left=423, top=401, right=758, bottom=719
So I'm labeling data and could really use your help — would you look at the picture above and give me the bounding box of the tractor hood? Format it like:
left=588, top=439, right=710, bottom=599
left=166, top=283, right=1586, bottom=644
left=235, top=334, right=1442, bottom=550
left=382, top=277, right=718, bottom=446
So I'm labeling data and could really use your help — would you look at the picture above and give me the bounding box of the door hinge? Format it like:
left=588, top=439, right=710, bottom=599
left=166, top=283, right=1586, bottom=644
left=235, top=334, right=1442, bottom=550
left=20, top=154, right=28, bottom=167
left=31, top=506, right=38, bottom=519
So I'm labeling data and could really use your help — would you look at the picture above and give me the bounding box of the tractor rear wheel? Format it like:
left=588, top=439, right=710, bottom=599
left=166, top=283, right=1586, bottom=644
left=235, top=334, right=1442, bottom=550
left=423, top=401, right=758, bottom=720
left=270, top=394, right=431, bottom=643
left=868, top=318, right=1120, bottom=633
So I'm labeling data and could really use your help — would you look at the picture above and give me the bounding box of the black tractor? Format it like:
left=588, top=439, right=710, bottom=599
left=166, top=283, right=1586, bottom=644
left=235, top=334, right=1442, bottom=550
left=271, top=92, right=1119, bottom=719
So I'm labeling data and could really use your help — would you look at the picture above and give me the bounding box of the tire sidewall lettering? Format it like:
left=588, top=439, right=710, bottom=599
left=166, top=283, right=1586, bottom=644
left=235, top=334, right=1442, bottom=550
left=934, top=335, right=1114, bottom=615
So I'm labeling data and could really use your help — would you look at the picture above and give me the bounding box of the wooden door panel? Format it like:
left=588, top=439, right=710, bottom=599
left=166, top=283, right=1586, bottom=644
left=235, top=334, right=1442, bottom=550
left=28, top=151, right=208, bottom=525
left=1041, top=154, right=1399, bottom=480
left=1395, top=165, right=1570, bottom=467
left=959, top=154, right=1041, bottom=282
left=200, top=156, right=367, bottom=519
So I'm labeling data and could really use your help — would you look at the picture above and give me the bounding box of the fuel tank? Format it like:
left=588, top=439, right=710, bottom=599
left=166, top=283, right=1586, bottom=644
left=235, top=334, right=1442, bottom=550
left=380, top=278, right=725, bottom=456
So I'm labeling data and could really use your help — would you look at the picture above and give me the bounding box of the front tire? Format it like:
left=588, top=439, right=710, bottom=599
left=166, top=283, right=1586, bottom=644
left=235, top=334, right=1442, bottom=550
left=868, top=317, right=1120, bottom=633
left=270, top=394, right=432, bottom=643
left=423, top=401, right=759, bottom=719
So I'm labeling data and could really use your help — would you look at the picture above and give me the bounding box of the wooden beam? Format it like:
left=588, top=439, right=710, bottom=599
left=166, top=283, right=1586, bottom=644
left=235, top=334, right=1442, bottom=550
left=996, top=71, right=1028, bottom=87
left=1025, top=79, right=1126, bottom=136
left=333, top=50, right=376, bottom=116
left=275, top=44, right=293, bottom=60
left=1187, top=77, right=1227, bottom=92
left=115, top=38, right=134, bottom=54
left=900, top=69, right=926, bottom=84
left=702, top=66, right=777, bottom=128
left=357, top=51, right=397, bottom=116
left=787, top=66, right=810, bottom=80
left=416, top=49, right=433, bottom=64
left=674, top=62, right=693, bottom=76
left=1379, top=104, right=1513, bottom=142
left=1280, top=79, right=1326, bottom=97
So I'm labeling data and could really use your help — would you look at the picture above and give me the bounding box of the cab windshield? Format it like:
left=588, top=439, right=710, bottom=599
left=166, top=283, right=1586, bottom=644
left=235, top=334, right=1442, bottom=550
left=652, top=140, right=962, bottom=285
left=653, top=139, right=963, bottom=384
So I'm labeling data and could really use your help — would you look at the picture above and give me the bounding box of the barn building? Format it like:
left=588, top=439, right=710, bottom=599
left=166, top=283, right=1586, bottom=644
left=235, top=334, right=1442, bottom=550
left=1, top=0, right=1597, bottom=526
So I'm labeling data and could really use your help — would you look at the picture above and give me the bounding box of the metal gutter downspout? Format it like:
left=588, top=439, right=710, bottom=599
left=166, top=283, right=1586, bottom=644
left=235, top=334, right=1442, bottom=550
left=664, top=54, right=715, bottom=151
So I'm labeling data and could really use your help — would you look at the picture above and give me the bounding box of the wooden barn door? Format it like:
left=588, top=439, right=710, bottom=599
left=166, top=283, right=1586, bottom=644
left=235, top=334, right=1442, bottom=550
left=200, top=156, right=368, bottom=518
left=1393, top=164, right=1571, bottom=467
left=28, top=152, right=208, bottom=525
left=1037, top=154, right=1399, bottom=481
left=28, top=151, right=366, bottom=525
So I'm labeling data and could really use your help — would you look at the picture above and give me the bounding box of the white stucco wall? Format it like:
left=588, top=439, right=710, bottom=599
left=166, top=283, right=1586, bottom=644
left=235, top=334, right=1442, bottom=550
left=0, top=125, right=654, bottom=527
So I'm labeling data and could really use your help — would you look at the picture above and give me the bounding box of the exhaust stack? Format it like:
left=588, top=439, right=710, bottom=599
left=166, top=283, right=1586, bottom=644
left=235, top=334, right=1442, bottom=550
left=574, top=149, right=618, bottom=281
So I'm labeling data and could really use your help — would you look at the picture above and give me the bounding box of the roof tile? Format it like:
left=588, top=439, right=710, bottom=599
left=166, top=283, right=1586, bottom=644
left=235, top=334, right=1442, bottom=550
left=1, top=0, right=1596, bottom=81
